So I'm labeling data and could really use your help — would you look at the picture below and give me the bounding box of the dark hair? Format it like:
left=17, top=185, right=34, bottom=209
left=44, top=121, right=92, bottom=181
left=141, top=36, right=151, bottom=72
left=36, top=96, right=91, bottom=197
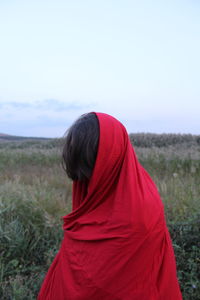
left=62, top=113, right=99, bottom=181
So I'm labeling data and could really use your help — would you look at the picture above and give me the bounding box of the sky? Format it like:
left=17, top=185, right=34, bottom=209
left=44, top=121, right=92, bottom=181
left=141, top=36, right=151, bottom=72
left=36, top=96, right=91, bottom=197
left=0, top=0, right=199, bottom=137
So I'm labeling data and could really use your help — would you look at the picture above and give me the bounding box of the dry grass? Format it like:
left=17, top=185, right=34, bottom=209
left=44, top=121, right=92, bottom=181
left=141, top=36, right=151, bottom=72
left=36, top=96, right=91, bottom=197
left=0, top=134, right=199, bottom=299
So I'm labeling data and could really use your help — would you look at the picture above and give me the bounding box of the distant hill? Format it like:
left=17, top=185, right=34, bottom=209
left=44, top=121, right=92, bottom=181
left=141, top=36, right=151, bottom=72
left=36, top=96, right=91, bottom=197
left=0, top=133, right=10, bottom=136
left=0, top=133, right=50, bottom=141
left=0, top=132, right=199, bottom=148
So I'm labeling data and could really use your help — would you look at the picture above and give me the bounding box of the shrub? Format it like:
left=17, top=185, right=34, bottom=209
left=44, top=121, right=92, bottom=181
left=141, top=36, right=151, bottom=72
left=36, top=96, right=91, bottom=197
left=168, top=215, right=200, bottom=299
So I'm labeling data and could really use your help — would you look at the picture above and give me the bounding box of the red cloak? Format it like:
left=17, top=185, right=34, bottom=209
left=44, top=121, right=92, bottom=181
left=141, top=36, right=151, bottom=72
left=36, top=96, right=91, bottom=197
left=38, top=112, right=182, bottom=300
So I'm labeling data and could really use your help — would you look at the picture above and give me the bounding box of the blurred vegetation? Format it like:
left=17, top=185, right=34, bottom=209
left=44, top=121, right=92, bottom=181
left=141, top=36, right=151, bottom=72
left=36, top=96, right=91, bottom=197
left=0, top=133, right=199, bottom=299
left=129, top=132, right=200, bottom=148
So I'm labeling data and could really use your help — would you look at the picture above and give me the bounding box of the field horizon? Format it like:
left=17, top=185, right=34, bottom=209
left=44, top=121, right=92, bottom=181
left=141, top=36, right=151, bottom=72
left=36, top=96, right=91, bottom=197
left=0, top=134, right=199, bottom=299
left=0, top=131, right=200, bottom=142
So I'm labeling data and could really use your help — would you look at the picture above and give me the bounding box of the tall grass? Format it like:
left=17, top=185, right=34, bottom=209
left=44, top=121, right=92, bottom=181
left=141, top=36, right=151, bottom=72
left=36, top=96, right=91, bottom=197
left=0, top=134, right=199, bottom=299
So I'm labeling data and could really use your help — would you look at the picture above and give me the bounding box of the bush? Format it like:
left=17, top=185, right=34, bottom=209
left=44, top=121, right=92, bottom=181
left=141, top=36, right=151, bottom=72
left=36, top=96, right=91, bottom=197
left=0, top=179, right=68, bottom=299
left=129, top=133, right=200, bottom=148
left=168, top=215, right=200, bottom=299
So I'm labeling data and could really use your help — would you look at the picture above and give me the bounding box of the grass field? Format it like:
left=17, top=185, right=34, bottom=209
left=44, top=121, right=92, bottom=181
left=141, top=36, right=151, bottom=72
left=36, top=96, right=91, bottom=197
left=0, top=134, right=199, bottom=299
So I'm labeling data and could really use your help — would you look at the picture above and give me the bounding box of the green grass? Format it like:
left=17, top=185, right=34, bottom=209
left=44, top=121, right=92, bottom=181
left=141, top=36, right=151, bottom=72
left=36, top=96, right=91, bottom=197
left=0, top=134, right=199, bottom=299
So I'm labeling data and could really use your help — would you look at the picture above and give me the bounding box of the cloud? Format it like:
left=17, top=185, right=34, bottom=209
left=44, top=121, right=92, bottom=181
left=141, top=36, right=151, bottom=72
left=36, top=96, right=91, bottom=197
left=0, top=99, right=96, bottom=137
left=0, top=99, right=91, bottom=111
left=35, top=99, right=90, bottom=111
left=0, top=102, right=31, bottom=109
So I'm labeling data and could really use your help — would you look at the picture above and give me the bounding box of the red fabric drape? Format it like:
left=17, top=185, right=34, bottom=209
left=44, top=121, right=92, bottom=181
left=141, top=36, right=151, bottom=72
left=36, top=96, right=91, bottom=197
left=38, top=112, right=182, bottom=300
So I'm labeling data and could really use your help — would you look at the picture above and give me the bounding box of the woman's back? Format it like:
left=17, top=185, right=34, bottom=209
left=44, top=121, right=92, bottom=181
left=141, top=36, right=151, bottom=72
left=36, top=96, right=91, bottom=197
left=38, top=112, right=182, bottom=300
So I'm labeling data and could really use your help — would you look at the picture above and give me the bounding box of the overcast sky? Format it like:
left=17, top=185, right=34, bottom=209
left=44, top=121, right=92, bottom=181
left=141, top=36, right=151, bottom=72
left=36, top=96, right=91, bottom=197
left=0, top=0, right=199, bottom=137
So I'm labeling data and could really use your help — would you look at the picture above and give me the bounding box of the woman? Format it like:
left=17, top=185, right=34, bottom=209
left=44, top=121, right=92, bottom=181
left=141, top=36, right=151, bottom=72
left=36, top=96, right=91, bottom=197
left=38, top=112, right=182, bottom=300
